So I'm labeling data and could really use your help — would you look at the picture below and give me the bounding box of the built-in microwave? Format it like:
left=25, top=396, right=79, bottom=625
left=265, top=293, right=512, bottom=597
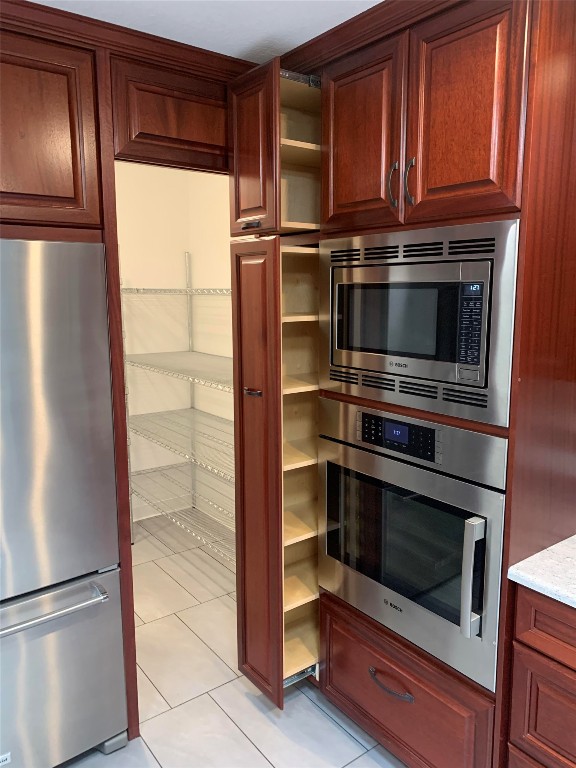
left=319, top=398, right=507, bottom=691
left=320, top=220, right=519, bottom=427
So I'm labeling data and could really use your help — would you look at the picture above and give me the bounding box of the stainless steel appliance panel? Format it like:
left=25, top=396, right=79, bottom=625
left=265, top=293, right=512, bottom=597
left=318, top=398, right=505, bottom=690
left=320, top=219, right=519, bottom=427
left=1, top=240, right=119, bottom=600
left=0, top=569, right=127, bottom=768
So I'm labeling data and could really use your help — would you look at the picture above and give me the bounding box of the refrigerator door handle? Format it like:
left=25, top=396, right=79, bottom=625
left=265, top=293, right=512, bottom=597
left=0, top=583, right=109, bottom=639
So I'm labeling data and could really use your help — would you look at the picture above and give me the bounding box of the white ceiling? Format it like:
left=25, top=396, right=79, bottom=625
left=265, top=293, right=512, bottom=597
left=32, top=0, right=383, bottom=64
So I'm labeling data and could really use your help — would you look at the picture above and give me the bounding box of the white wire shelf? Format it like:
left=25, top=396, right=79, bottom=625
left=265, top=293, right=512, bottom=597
left=131, top=464, right=235, bottom=566
left=129, top=408, right=234, bottom=481
left=125, top=351, right=234, bottom=392
left=122, top=287, right=232, bottom=295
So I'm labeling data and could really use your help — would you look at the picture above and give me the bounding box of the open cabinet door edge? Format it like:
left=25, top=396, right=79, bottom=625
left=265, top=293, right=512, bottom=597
left=232, top=237, right=284, bottom=707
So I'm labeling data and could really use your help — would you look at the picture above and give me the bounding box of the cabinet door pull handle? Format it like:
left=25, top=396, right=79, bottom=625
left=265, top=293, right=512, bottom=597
left=241, top=221, right=262, bottom=231
left=369, top=667, right=414, bottom=703
left=243, top=387, right=263, bottom=397
left=386, top=161, right=399, bottom=208
left=403, top=156, right=416, bottom=206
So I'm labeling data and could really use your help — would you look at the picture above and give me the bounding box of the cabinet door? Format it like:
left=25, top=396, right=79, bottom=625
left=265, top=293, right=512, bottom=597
left=0, top=32, right=100, bottom=226
left=510, top=642, right=576, bottom=767
left=111, top=58, right=227, bottom=172
left=231, top=238, right=284, bottom=707
left=229, top=60, right=279, bottom=236
left=404, top=1, right=528, bottom=223
left=322, top=33, right=407, bottom=233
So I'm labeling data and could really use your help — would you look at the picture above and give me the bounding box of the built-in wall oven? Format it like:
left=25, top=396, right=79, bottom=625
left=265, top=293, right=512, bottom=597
left=320, top=219, right=519, bottom=427
left=319, top=398, right=507, bottom=691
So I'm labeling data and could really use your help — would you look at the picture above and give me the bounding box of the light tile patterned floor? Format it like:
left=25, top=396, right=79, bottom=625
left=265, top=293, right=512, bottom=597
left=67, top=516, right=407, bottom=768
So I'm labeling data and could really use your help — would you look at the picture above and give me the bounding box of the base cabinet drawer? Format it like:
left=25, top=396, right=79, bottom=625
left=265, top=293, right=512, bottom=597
left=320, top=595, right=494, bottom=768
left=510, top=642, right=576, bottom=767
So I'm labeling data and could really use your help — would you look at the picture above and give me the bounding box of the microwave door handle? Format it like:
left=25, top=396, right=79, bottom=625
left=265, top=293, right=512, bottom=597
left=460, top=516, right=486, bottom=639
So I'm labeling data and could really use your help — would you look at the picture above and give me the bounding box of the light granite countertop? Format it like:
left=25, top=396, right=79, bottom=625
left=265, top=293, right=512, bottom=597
left=508, top=534, right=576, bottom=609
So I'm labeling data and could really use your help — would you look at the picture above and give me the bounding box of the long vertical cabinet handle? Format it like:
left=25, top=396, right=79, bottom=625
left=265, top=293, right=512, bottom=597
left=386, top=161, right=399, bottom=208
left=404, top=156, right=416, bottom=206
left=460, top=516, right=486, bottom=639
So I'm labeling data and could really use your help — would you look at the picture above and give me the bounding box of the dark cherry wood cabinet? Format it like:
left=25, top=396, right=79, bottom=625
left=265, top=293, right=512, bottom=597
left=405, top=0, right=528, bottom=223
left=229, top=60, right=280, bottom=235
left=321, top=0, right=529, bottom=233
left=322, top=32, right=407, bottom=232
left=0, top=31, right=101, bottom=226
left=509, top=587, right=576, bottom=768
left=231, top=238, right=284, bottom=705
left=321, top=594, right=495, bottom=768
left=111, top=58, right=228, bottom=172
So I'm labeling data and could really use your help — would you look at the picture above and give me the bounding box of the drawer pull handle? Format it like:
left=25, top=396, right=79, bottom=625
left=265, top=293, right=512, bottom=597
left=369, top=667, right=414, bottom=703
left=241, top=221, right=262, bottom=231
left=243, top=387, right=263, bottom=397
left=404, top=156, right=416, bottom=206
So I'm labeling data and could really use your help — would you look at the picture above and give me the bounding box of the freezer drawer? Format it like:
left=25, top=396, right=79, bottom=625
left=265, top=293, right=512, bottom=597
left=0, top=569, right=127, bottom=768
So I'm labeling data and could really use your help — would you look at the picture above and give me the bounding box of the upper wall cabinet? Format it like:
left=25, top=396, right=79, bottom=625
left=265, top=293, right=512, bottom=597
left=229, top=59, right=321, bottom=236
left=322, top=0, right=529, bottom=233
left=111, top=58, right=228, bottom=172
left=0, top=32, right=101, bottom=226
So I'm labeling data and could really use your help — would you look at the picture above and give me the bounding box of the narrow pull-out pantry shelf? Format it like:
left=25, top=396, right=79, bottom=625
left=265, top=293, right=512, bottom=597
left=284, top=605, right=319, bottom=679
left=129, top=407, right=234, bottom=480
left=284, top=559, right=319, bottom=611
left=282, top=313, right=318, bottom=323
left=125, top=351, right=233, bottom=391
left=280, top=139, right=321, bottom=167
left=284, top=501, right=318, bottom=546
left=282, top=373, right=319, bottom=394
left=283, top=438, right=317, bottom=471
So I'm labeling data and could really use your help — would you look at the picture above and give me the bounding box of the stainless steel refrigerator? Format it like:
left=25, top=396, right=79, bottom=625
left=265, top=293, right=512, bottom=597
left=0, top=240, right=128, bottom=768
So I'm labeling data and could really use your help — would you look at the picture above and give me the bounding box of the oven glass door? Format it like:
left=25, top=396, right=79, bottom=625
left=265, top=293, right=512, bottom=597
left=326, top=462, right=486, bottom=628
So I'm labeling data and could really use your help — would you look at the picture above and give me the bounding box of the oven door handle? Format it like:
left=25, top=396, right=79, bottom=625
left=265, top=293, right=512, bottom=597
left=460, top=516, right=486, bottom=639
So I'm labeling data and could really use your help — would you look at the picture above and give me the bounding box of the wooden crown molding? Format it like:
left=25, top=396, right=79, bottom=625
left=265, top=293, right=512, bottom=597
left=281, top=0, right=465, bottom=72
left=0, top=0, right=255, bottom=82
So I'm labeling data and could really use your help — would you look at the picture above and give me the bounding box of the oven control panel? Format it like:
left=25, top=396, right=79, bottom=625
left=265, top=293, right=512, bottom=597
left=358, top=412, right=442, bottom=463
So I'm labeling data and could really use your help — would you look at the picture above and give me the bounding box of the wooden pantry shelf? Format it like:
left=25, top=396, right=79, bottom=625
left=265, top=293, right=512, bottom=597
left=284, top=501, right=318, bottom=546
left=280, top=221, right=321, bottom=233
left=283, top=438, right=317, bottom=471
left=281, top=313, right=318, bottom=323
left=284, top=608, right=319, bottom=679
left=280, top=139, right=321, bottom=167
left=284, top=559, right=319, bottom=612
left=282, top=373, right=319, bottom=394
left=280, top=246, right=319, bottom=256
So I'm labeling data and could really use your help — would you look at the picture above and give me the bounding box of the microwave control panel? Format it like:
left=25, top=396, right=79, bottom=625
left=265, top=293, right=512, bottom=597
left=358, top=412, right=442, bottom=464
left=458, top=282, right=484, bottom=367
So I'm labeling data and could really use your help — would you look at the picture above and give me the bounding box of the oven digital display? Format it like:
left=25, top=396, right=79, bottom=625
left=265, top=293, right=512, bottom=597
left=385, top=422, right=409, bottom=445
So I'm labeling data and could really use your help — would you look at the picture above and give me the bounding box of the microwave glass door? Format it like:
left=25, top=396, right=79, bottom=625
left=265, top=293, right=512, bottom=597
left=326, top=462, right=486, bottom=627
left=336, top=281, right=463, bottom=361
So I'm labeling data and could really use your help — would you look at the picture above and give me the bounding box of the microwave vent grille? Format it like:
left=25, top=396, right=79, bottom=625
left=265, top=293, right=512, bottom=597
left=330, top=368, right=359, bottom=385
left=448, top=238, right=496, bottom=256
left=364, top=246, right=400, bottom=260
left=331, top=249, right=360, bottom=263
left=361, top=373, right=396, bottom=391
left=399, top=381, right=439, bottom=399
left=402, top=241, right=443, bottom=259
left=443, top=388, right=489, bottom=408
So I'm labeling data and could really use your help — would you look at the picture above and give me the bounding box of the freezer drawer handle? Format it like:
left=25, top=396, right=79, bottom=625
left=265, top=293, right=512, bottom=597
left=0, top=583, right=109, bottom=639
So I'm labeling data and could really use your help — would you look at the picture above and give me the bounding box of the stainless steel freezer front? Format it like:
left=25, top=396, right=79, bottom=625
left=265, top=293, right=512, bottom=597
left=0, top=240, right=119, bottom=600
left=0, top=569, right=127, bottom=768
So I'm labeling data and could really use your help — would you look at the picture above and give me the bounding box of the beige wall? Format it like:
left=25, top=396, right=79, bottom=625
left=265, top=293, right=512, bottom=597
left=115, top=162, right=233, bottom=520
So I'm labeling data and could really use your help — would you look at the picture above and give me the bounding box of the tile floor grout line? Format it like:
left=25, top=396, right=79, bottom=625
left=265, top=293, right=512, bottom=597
left=137, top=734, right=164, bottom=768
left=208, top=693, right=276, bottom=768
left=171, top=611, right=241, bottom=678
left=136, top=663, right=171, bottom=717
left=135, top=558, right=201, bottom=609
left=197, top=543, right=236, bottom=573
left=133, top=526, right=178, bottom=556
left=152, top=552, right=234, bottom=604
left=296, top=684, right=375, bottom=753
